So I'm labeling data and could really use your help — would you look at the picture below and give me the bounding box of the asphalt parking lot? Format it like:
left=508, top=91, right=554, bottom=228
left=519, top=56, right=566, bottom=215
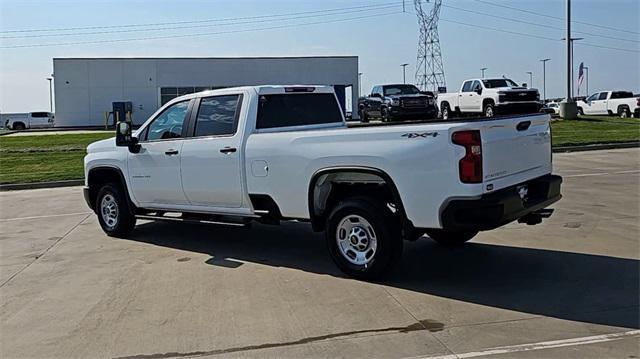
left=1, top=148, right=638, bottom=359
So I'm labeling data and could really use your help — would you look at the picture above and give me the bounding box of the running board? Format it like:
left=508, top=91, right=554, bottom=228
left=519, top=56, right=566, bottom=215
left=136, top=214, right=249, bottom=227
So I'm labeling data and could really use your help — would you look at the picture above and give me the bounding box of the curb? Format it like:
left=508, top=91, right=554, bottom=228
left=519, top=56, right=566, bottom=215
left=0, top=179, right=84, bottom=191
left=552, top=141, right=640, bottom=153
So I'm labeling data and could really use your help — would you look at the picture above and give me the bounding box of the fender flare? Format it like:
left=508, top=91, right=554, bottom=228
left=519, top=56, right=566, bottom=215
left=87, top=165, right=136, bottom=213
left=307, top=166, right=413, bottom=233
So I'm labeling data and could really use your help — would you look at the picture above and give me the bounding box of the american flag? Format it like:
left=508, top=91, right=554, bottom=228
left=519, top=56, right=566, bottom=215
left=577, top=62, right=585, bottom=95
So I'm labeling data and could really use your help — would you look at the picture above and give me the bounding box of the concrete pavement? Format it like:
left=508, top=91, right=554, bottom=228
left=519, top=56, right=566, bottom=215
left=1, top=149, right=638, bottom=358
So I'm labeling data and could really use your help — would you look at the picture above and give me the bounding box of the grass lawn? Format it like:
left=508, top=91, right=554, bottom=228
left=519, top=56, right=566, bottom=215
left=1, top=117, right=638, bottom=184
left=551, top=115, right=640, bottom=147
left=0, top=133, right=113, bottom=184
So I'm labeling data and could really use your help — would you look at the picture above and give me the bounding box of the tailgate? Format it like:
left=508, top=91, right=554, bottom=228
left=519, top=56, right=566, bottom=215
left=480, top=114, right=552, bottom=191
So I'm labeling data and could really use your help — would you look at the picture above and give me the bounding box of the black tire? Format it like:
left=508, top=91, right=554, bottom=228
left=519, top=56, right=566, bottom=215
left=381, top=107, right=392, bottom=122
left=426, top=229, right=478, bottom=246
left=619, top=107, right=631, bottom=118
left=441, top=104, right=450, bottom=120
left=577, top=107, right=584, bottom=116
left=326, top=197, right=403, bottom=280
left=96, top=182, right=136, bottom=238
left=360, top=109, right=369, bottom=123
left=13, top=122, right=25, bottom=130
left=484, top=103, right=495, bottom=118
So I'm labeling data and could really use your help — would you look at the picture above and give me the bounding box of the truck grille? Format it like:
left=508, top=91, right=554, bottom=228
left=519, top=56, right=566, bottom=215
left=501, top=91, right=538, bottom=102
left=402, top=98, right=427, bottom=108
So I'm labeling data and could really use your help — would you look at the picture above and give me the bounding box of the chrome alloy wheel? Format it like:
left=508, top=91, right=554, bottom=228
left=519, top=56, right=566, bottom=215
left=100, top=194, right=119, bottom=229
left=336, top=215, right=378, bottom=266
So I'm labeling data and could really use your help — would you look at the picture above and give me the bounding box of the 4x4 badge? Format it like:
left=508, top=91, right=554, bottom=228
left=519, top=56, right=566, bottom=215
left=402, top=132, right=438, bottom=139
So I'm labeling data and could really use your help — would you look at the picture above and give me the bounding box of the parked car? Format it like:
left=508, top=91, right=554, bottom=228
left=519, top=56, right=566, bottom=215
left=437, top=78, right=541, bottom=119
left=84, top=85, right=562, bottom=279
left=577, top=91, right=639, bottom=118
left=540, top=103, right=559, bottom=117
left=4, top=112, right=54, bottom=130
left=358, top=84, right=437, bottom=122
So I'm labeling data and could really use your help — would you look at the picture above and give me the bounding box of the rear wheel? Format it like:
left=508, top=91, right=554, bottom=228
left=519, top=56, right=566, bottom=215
left=619, top=107, right=631, bottom=118
left=96, top=183, right=136, bottom=238
left=426, top=229, right=478, bottom=246
left=13, top=122, right=25, bottom=130
left=326, top=197, right=403, bottom=280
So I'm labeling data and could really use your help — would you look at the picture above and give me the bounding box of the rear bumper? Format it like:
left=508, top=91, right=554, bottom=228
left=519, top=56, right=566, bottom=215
left=440, top=174, right=562, bottom=231
left=388, top=105, right=437, bottom=120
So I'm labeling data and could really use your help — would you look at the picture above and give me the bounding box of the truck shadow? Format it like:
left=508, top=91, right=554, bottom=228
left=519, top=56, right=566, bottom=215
left=129, top=220, right=639, bottom=329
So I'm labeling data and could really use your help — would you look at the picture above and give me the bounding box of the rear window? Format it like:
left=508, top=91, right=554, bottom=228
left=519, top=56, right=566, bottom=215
left=256, top=93, right=343, bottom=129
left=611, top=91, right=633, bottom=99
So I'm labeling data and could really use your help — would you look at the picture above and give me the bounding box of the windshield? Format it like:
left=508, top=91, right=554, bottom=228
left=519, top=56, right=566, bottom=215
left=482, top=79, right=519, bottom=88
left=383, top=85, right=421, bottom=96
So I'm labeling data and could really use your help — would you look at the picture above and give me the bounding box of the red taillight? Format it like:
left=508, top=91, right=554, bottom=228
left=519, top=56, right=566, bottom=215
left=452, top=130, right=482, bottom=183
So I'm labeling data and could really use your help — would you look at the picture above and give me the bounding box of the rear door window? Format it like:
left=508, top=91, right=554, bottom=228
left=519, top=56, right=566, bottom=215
left=598, top=92, right=608, bottom=100
left=256, top=93, right=343, bottom=129
left=193, top=95, right=241, bottom=137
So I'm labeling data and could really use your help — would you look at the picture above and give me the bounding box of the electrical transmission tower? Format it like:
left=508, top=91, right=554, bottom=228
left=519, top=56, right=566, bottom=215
left=414, top=0, right=446, bottom=92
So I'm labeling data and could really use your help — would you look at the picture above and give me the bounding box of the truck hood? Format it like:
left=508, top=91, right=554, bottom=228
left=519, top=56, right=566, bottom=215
left=87, top=137, right=116, bottom=153
left=494, top=87, right=536, bottom=92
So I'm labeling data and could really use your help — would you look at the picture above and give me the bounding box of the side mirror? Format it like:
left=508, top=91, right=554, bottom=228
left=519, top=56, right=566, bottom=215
left=115, top=121, right=140, bottom=153
left=522, top=83, right=528, bottom=88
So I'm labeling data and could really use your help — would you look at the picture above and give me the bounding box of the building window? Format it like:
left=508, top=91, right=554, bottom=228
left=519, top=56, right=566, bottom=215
left=159, top=86, right=233, bottom=106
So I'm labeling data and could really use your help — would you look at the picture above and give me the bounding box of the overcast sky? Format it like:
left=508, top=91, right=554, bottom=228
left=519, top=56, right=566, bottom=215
left=1, top=0, right=638, bottom=112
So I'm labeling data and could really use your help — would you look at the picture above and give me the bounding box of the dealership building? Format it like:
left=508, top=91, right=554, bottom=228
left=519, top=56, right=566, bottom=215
left=52, top=56, right=359, bottom=127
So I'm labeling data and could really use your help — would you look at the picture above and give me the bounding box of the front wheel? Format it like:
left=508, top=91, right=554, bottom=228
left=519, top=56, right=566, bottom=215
left=425, top=229, right=478, bottom=246
left=96, top=183, right=136, bottom=238
left=577, top=107, right=584, bottom=116
left=484, top=103, right=495, bottom=118
left=441, top=105, right=450, bottom=120
left=326, top=197, right=403, bottom=280
left=381, top=107, right=392, bottom=122
left=360, top=109, right=369, bottom=123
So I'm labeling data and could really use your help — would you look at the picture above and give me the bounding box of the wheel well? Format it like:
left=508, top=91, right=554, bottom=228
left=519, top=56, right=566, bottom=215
left=87, top=167, right=131, bottom=212
left=12, top=121, right=25, bottom=129
left=482, top=98, right=495, bottom=107
left=617, top=105, right=630, bottom=113
left=308, top=168, right=412, bottom=233
left=440, top=101, right=450, bottom=109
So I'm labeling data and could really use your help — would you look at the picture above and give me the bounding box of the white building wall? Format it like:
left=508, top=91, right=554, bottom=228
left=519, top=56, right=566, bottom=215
left=53, top=57, right=358, bottom=127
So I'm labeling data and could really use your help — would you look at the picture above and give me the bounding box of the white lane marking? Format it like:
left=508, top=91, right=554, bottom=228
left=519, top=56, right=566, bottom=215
left=0, top=212, right=91, bottom=222
left=410, top=330, right=640, bottom=359
left=564, top=169, right=640, bottom=178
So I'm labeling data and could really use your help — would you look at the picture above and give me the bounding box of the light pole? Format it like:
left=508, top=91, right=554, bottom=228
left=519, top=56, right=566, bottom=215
left=540, top=58, right=550, bottom=102
left=46, top=77, right=53, bottom=113
left=401, top=63, right=409, bottom=84
left=480, top=67, right=487, bottom=78
left=561, top=36, right=584, bottom=97
left=358, top=72, right=363, bottom=98
left=583, top=66, right=589, bottom=96
left=526, top=72, right=533, bottom=88
left=559, top=0, right=578, bottom=119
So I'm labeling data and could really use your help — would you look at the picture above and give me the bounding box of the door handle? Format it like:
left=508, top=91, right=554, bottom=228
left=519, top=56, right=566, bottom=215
left=165, top=149, right=179, bottom=155
left=220, top=147, right=237, bottom=154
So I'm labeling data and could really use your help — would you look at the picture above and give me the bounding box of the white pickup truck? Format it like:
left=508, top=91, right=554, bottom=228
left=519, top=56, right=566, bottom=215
left=438, top=78, right=541, bottom=119
left=4, top=112, right=55, bottom=130
left=84, top=85, right=562, bottom=279
left=577, top=91, right=639, bottom=118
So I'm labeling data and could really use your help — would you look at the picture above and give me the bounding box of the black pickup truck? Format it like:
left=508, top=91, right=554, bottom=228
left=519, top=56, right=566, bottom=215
left=358, top=84, right=437, bottom=123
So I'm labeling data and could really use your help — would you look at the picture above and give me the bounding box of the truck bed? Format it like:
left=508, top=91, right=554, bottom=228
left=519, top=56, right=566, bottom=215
left=347, top=113, right=547, bottom=128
